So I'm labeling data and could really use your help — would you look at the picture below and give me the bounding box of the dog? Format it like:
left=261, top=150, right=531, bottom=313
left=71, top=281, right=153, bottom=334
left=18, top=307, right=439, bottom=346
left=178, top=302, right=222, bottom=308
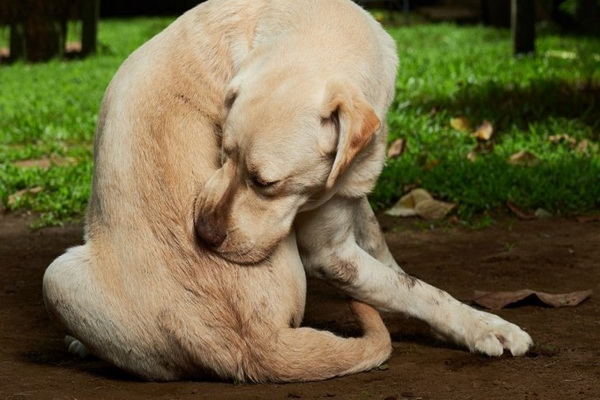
left=43, top=0, right=395, bottom=382
left=43, top=0, right=532, bottom=383
left=193, top=0, right=533, bottom=357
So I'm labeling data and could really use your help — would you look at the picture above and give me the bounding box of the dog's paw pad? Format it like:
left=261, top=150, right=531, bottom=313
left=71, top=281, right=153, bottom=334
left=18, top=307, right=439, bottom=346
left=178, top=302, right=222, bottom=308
left=64, top=335, right=90, bottom=358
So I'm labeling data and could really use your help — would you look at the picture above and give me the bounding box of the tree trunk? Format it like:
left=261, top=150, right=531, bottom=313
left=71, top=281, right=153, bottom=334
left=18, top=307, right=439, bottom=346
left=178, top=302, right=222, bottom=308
left=81, top=0, right=100, bottom=56
left=512, top=0, right=536, bottom=55
left=24, top=13, right=63, bottom=62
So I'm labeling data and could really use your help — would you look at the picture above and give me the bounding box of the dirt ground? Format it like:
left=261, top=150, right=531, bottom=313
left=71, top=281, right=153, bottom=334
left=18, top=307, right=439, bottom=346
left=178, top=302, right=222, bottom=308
left=1, top=213, right=598, bottom=400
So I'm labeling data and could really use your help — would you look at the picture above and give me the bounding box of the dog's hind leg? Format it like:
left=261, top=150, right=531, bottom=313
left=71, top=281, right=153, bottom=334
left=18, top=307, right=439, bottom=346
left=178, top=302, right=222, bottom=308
left=43, top=245, right=179, bottom=380
left=249, top=300, right=391, bottom=382
left=43, top=245, right=115, bottom=362
left=43, top=245, right=98, bottom=343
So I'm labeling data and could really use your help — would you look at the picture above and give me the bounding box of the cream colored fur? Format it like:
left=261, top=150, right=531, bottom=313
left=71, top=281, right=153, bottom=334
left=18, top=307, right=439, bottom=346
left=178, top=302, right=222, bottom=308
left=43, top=0, right=393, bottom=382
left=192, top=0, right=532, bottom=358
left=44, top=0, right=532, bottom=383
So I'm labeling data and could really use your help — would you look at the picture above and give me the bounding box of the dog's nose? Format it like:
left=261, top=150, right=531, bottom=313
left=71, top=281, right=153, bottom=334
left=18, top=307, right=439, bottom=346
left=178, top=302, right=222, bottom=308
left=195, top=214, right=227, bottom=248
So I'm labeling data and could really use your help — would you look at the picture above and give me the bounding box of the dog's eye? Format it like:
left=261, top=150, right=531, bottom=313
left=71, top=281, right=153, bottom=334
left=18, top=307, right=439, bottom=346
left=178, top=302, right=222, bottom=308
left=250, top=174, right=277, bottom=188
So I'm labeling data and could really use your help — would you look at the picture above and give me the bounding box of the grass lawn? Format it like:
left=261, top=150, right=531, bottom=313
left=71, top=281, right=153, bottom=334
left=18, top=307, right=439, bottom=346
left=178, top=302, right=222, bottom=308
left=0, top=18, right=598, bottom=226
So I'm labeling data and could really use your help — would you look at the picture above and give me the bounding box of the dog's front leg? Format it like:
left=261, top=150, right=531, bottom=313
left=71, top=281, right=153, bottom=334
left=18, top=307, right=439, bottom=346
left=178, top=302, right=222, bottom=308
left=295, top=196, right=533, bottom=356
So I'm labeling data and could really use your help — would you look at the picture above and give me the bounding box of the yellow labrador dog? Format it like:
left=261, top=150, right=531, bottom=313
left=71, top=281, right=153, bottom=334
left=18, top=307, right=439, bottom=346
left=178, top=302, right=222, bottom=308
left=44, top=0, right=532, bottom=383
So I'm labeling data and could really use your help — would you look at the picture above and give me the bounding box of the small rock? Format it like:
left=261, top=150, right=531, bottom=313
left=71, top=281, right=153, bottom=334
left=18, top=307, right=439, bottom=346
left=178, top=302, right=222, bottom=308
left=534, top=208, right=552, bottom=219
left=377, top=363, right=389, bottom=371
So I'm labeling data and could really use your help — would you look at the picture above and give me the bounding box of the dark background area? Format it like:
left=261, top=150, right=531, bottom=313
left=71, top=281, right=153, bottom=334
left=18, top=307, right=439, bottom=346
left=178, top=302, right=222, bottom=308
left=100, top=0, right=201, bottom=17
left=98, top=0, right=598, bottom=35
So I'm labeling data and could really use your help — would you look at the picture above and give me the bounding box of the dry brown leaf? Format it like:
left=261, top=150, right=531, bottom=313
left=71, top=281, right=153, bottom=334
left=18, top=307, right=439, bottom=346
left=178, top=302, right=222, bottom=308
left=387, top=138, right=406, bottom=159
left=575, top=139, right=590, bottom=154
left=7, top=186, right=44, bottom=206
left=12, top=158, right=52, bottom=169
left=385, top=188, right=455, bottom=220
left=423, top=158, right=440, bottom=171
left=385, top=188, right=432, bottom=217
left=576, top=215, right=600, bottom=223
left=473, top=289, right=592, bottom=310
left=12, top=156, right=77, bottom=169
left=507, top=200, right=536, bottom=220
left=548, top=134, right=576, bottom=147
left=471, top=120, right=494, bottom=141
left=450, top=116, right=472, bottom=132
left=508, top=150, right=538, bottom=166
left=415, top=199, right=456, bottom=220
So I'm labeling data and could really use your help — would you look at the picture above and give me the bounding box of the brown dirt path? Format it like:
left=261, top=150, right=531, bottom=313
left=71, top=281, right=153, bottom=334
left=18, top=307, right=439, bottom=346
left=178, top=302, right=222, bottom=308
left=1, top=214, right=598, bottom=400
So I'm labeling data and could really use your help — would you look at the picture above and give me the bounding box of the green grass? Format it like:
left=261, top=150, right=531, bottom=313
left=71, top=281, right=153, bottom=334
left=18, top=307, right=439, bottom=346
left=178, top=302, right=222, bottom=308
left=0, top=19, right=598, bottom=226
left=375, top=24, right=600, bottom=218
left=0, top=18, right=174, bottom=225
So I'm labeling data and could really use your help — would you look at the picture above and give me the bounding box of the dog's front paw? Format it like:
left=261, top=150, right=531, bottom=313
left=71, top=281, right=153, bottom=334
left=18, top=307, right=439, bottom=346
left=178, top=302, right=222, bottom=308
left=466, top=313, right=533, bottom=357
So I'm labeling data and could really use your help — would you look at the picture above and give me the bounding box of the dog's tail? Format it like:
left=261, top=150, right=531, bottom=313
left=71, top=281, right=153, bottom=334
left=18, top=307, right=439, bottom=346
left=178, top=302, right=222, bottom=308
left=247, top=300, right=391, bottom=382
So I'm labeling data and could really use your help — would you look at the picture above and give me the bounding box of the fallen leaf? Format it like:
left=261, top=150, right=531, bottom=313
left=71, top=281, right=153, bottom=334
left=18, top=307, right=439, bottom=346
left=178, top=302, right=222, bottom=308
left=12, top=156, right=77, bottom=169
left=12, top=158, right=52, bottom=169
left=423, top=158, right=440, bottom=171
left=471, top=120, right=494, bottom=141
left=507, top=200, right=536, bottom=220
left=548, top=134, right=576, bottom=147
left=508, top=150, right=538, bottom=166
left=7, top=186, right=44, bottom=206
left=387, top=138, right=406, bottom=159
left=385, top=188, right=431, bottom=217
left=576, top=215, right=600, bottom=223
left=450, top=116, right=472, bottom=132
left=415, top=199, right=456, bottom=220
left=385, top=188, right=455, bottom=220
left=575, top=139, right=590, bottom=154
left=473, top=289, right=592, bottom=310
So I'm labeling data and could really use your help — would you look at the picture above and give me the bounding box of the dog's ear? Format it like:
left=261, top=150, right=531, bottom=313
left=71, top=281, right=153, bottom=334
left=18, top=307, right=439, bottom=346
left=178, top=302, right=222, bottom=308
left=320, top=82, right=381, bottom=190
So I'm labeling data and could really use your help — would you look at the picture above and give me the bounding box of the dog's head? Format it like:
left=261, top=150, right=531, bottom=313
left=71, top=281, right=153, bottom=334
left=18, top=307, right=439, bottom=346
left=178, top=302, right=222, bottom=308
left=194, top=69, right=382, bottom=264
